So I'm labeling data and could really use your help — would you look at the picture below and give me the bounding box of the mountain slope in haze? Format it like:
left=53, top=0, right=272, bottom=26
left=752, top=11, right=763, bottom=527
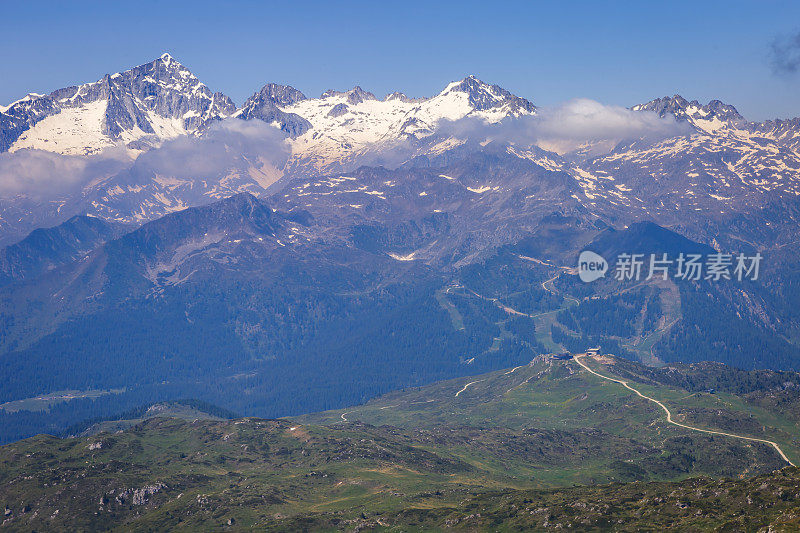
left=0, top=193, right=319, bottom=352
left=0, top=215, right=126, bottom=286
left=0, top=191, right=537, bottom=443
left=2, top=192, right=800, bottom=443
left=1, top=354, right=797, bottom=531
left=275, top=150, right=588, bottom=265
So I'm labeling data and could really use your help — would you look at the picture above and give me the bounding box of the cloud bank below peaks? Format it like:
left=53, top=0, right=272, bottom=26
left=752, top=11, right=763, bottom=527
left=133, top=118, right=290, bottom=180
left=437, top=98, right=692, bottom=156
left=0, top=119, right=291, bottom=200
left=0, top=146, right=130, bottom=199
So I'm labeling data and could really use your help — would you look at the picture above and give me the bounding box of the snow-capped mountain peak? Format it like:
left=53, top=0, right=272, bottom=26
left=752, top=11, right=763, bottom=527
left=1, top=58, right=536, bottom=168
left=631, top=95, right=800, bottom=155
left=320, top=86, right=377, bottom=104
left=439, top=75, right=536, bottom=115
left=0, top=54, right=235, bottom=155
left=234, top=83, right=310, bottom=136
left=383, top=91, right=421, bottom=103
left=237, top=76, right=538, bottom=172
left=3, top=53, right=800, bottom=264
left=632, top=94, right=744, bottom=133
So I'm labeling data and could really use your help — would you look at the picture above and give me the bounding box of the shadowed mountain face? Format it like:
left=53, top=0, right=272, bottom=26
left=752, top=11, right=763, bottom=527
left=583, top=221, right=715, bottom=260
left=0, top=192, right=484, bottom=442
left=1, top=183, right=799, bottom=443
left=0, top=215, right=127, bottom=286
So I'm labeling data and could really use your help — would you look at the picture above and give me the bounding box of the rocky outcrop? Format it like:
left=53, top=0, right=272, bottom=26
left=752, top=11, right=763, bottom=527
left=236, top=83, right=312, bottom=136
left=0, top=53, right=235, bottom=153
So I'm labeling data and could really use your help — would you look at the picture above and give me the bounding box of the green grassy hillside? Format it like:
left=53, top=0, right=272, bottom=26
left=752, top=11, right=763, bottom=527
left=298, top=354, right=800, bottom=470
left=1, top=354, right=798, bottom=531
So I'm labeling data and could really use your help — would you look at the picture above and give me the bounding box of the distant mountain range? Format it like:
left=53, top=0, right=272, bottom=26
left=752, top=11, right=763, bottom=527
left=0, top=54, right=536, bottom=159
left=1, top=53, right=799, bottom=249
left=2, top=54, right=800, bottom=443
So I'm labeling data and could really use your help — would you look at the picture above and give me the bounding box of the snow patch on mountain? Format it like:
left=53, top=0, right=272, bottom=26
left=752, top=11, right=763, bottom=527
left=1, top=54, right=234, bottom=156
left=274, top=75, right=536, bottom=171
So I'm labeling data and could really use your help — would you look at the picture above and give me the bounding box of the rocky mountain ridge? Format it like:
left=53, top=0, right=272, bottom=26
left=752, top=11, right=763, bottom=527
left=0, top=54, right=235, bottom=155
left=2, top=54, right=800, bottom=263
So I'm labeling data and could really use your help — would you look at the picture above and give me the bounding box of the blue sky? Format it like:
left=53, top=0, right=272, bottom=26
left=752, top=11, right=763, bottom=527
left=2, top=0, right=799, bottom=120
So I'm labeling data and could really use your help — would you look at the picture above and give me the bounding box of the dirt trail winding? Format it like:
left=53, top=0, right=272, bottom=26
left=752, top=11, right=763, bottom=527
left=455, top=379, right=485, bottom=397
left=574, top=354, right=795, bottom=467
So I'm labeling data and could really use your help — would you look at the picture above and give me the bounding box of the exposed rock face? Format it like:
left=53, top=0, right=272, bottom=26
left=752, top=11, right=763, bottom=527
left=326, top=103, right=349, bottom=117
left=0, top=94, right=60, bottom=152
left=111, top=483, right=167, bottom=506
left=446, top=75, right=536, bottom=114
left=384, top=91, right=423, bottom=103
left=0, top=53, right=235, bottom=154
left=320, top=86, right=377, bottom=103
left=234, top=83, right=311, bottom=136
left=346, top=86, right=377, bottom=105
left=247, top=83, right=307, bottom=108
left=632, top=95, right=744, bottom=125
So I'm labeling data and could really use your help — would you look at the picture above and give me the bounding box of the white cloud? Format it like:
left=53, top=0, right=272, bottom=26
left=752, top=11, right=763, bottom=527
left=134, top=118, right=290, bottom=178
left=0, top=105, right=689, bottom=199
left=0, top=119, right=291, bottom=199
left=437, top=99, right=692, bottom=155
left=0, top=146, right=130, bottom=198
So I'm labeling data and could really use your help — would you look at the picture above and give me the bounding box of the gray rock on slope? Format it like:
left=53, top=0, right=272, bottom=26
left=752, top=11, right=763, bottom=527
left=234, top=83, right=311, bottom=137
left=0, top=53, right=235, bottom=153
